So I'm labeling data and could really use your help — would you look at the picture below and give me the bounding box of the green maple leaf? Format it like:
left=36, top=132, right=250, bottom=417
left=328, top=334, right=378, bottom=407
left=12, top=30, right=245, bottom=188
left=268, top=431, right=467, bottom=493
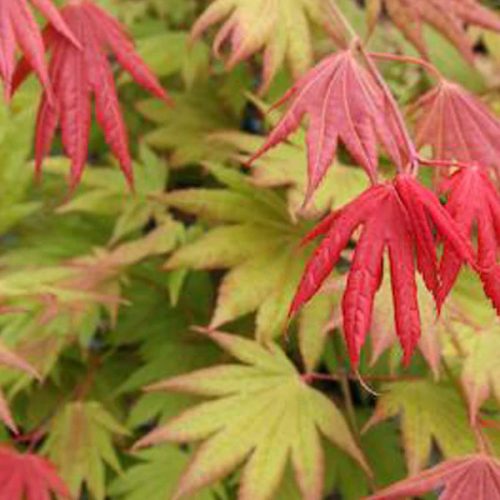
left=136, top=83, right=241, bottom=167
left=214, top=130, right=368, bottom=217
left=135, top=330, right=370, bottom=500
left=42, top=401, right=129, bottom=500
left=365, top=380, right=476, bottom=475
left=192, top=0, right=323, bottom=92
left=163, top=163, right=335, bottom=344
left=461, top=321, right=500, bottom=421
left=109, top=445, right=219, bottom=500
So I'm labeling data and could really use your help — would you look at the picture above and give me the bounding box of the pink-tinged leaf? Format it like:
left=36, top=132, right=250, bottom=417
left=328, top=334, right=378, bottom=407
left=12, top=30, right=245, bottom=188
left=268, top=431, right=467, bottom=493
left=413, top=80, right=500, bottom=181
left=438, top=167, right=500, bottom=313
left=366, top=454, right=500, bottom=500
left=13, top=0, right=170, bottom=189
left=0, top=446, right=70, bottom=499
left=249, top=50, right=406, bottom=201
left=381, top=0, right=500, bottom=63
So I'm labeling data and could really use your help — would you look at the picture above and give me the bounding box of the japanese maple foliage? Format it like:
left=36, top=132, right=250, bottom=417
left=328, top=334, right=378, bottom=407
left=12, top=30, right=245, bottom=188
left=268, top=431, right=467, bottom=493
left=14, top=0, right=170, bottom=189
left=413, top=80, right=500, bottom=180
left=0, top=446, right=69, bottom=499
left=290, top=175, right=475, bottom=366
left=367, top=454, right=500, bottom=500
left=438, top=167, right=500, bottom=314
left=0, top=0, right=79, bottom=98
left=368, top=0, right=500, bottom=63
left=249, top=49, right=408, bottom=200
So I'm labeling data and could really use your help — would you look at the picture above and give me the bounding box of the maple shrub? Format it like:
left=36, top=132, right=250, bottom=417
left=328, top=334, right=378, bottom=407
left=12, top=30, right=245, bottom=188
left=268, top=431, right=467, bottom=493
left=0, top=0, right=500, bottom=499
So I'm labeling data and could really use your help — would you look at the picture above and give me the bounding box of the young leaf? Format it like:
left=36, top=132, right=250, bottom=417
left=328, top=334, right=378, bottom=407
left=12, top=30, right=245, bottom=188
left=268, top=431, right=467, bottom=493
left=413, top=80, right=500, bottom=180
left=366, top=380, right=477, bottom=475
left=438, top=167, right=500, bottom=314
left=0, top=0, right=79, bottom=98
left=42, top=401, right=128, bottom=500
left=191, top=0, right=323, bottom=93
left=0, top=341, right=39, bottom=432
left=367, top=454, right=500, bottom=500
left=14, top=0, right=170, bottom=189
left=135, top=330, right=369, bottom=500
left=291, top=175, right=475, bottom=366
left=461, top=322, right=500, bottom=422
left=371, top=0, right=500, bottom=63
left=249, top=49, right=407, bottom=199
left=0, top=445, right=70, bottom=499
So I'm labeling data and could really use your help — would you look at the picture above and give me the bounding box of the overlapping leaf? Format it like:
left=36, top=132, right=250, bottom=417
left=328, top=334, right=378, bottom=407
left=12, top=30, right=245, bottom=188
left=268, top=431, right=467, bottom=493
left=191, top=0, right=323, bottom=92
left=42, top=401, right=128, bottom=500
left=291, top=175, right=475, bottom=366
left=461, top=321, right=500, bottom=422
left=249, top=49, right=407, bottom=199
left=162, top=164, right=331, bottom=343
left=14, top=0, right=170, bottom=188
left=438, top=167, right=500, bottom=314
left=0, top=445, right=69, bottom=499
left=412, top=80, right=500, bottom=180
left=0, top=341, right=39, bottom=432
left=135, top=330, right=369, bottom=500
left=367, top=454, right=500, bottom=500
left=368, top=0, right=500, bottom=63
left=365, top=380, right=476, bottom=475
left=0, top=0, right=79, bottom=98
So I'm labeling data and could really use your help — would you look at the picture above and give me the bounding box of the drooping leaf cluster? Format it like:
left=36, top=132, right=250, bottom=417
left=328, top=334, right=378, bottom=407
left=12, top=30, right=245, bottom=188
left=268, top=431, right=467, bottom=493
left=0, top=1, right=497, bottom=500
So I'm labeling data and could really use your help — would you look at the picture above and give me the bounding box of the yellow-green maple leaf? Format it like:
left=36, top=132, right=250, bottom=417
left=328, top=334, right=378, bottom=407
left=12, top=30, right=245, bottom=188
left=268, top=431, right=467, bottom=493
left=461, top=321, right=500, bottom=422
left=162, top=163, right=336, bottom=343
left=365, top=380, right=476, bottom=475
left=191, top=0, right=323, bottom=92
left=135, top=330, right=369, bottom=500
left=43, top=401, right=128, bottom=500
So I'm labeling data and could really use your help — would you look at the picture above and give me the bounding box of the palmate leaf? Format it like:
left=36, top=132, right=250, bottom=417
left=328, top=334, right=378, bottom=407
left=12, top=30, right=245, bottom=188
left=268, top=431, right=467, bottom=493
left=249, top=49, right=407, bottom=200
left=367, top=454, right=500, bottom=500
left=136, top=83, right=241, bottom=167
left=163, top=163, right=328, bottom=342
left=13, top=0, right=170, bottom=189
left=365, top=380, right=477, bottom=475
left=135, top=330, right=369, bottom=500
left=109, top=446, right=218, bottom=500
left=0, top=445, right=70, bottom=500
left=42, top=401, right=128, bottom=500
left=461, top=321, right=500, bottom=422
left=291, top=175, right=476, bottom=366
left=368, top=0, right=500, bottom=63
left=412, top=80, right=500, bottom=180
left=191, top=0, right=323, bottom=93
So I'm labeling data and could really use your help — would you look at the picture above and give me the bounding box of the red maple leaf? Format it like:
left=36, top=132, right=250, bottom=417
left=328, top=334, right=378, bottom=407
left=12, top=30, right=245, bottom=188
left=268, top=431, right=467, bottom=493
left=412, top=80, right=500, bottom=181
left=248, top=49, right=407, bottom=200
left=378, top=0, right=500, bottom=64
left=0, top=445, right=69, bottom=499
left=438, top=166, right=500, bottom=314
left=290, top=175, right=475, bottom=366
left=14, top=0, right=171, bottom=189
left=0, top=0, right=79, bottom=98
left=366, top=454, right=500, bottom=500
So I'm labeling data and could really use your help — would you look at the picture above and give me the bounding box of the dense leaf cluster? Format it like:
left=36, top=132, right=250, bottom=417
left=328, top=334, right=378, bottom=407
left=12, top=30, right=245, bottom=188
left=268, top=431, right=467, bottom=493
left=0, top=0, right=498, bottom=499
